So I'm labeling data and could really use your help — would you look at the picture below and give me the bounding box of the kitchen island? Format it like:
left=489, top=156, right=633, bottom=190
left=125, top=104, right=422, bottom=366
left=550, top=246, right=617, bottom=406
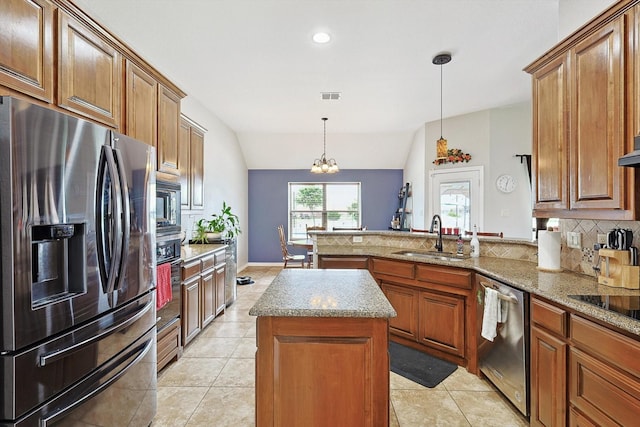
left=249, top=269, right=396, bottom=427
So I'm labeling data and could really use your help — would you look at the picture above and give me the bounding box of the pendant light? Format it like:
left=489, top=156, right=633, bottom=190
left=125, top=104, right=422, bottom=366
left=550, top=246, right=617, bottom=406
left=311, top=117, right=339, bottom=173
left=433, top=53, right=451, bottom=159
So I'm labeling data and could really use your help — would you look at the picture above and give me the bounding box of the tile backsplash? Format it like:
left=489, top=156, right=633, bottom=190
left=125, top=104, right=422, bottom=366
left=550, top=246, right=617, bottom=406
left=560, top=218, right=640, bottom=276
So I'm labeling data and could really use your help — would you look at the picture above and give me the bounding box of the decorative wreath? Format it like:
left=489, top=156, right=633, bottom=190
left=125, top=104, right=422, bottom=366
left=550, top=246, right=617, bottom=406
left=433, top=148, right=472, bottom=165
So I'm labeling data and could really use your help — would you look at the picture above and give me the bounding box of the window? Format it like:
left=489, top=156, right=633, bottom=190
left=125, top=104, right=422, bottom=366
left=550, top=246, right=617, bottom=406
left=288, top=182, right=361, bottom=240
left=429, top=166, right=483, bottom=233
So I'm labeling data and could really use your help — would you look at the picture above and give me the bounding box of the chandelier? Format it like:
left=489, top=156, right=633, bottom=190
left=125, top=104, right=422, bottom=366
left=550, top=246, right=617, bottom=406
left=433, top=53, right=452, bottom=159
left=310, top=117, right=339, bottom=173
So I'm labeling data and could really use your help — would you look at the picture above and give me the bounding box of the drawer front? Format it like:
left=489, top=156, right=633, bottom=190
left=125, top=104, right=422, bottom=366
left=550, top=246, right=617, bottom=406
left=201, top=253, right=216, bottom=271
left=371, top=258, right=414, bottom=279
left=415, top=265, right=471, bottom=289
left=182, top=259, right=201, bottom=280
left=214, top=249, right=226, bottom=266
left=570, top=315, right=640, bottom=377
left=569, top=347, right=640, bottom=426
left=319, top=256, right=369, bottom=269
left=532, top=297, right=567, bottom=337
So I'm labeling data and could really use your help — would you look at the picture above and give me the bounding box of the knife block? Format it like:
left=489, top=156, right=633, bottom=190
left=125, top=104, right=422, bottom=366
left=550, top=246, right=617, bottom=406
left=598, top=248, right=640, bottom=289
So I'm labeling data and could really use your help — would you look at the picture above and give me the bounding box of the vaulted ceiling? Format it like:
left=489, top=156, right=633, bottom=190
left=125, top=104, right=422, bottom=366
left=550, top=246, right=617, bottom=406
left=72, top=1, right=611, bottom=168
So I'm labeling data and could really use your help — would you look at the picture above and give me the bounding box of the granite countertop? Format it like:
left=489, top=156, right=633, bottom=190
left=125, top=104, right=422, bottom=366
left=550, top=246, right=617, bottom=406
left=317, top=245, right=640, bottom=336
left=249, top=269, right=397, bottom=319
left=181, top=243, right=227, bottom=262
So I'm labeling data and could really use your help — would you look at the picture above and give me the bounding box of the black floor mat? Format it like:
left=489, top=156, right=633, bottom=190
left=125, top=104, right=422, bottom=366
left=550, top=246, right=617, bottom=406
left=389, top=341, right=458, bottom=388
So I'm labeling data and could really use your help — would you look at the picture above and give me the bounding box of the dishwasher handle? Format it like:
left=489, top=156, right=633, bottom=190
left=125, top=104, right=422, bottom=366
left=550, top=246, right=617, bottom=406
left=479, top=281, right=519, bottom=304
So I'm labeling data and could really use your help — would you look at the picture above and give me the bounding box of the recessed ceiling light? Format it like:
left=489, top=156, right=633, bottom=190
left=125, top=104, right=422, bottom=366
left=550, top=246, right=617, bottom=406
left=312, top=32, right=331, bottom=44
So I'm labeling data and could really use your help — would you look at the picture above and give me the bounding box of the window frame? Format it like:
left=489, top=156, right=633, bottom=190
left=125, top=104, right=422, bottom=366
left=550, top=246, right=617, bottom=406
left=288, top=182, right=362, bottom=240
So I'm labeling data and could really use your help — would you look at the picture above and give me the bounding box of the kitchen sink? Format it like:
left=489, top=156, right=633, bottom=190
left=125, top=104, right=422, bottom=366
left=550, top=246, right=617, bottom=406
left=392, top=250, right=467, bottom=262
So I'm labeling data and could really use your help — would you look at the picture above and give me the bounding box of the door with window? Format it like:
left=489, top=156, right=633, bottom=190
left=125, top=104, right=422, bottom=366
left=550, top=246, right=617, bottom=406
left=429, top=166, right=483, bottom=233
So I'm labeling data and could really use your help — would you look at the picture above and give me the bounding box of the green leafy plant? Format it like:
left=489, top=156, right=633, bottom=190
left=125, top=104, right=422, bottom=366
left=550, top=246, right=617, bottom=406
left=192, top=202, right=241, bottom=243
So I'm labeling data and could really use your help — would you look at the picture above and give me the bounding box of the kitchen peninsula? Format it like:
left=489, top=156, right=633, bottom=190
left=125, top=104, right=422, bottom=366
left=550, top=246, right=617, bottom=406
left=249, top=269, right=396, bottom=427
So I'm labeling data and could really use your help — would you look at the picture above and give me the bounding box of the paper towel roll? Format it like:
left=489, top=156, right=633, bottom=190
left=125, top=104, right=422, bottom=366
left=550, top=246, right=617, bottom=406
left=538, top=230, right=562, bottom=272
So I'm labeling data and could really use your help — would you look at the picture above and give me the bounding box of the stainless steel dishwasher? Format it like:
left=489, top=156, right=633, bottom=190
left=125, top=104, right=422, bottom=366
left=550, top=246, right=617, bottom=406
left=476, top=274, right=529, bottom=417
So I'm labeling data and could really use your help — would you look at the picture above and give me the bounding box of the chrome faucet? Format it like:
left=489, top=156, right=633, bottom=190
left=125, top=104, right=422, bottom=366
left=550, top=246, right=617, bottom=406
left=429, top=214, right=443, bottom=252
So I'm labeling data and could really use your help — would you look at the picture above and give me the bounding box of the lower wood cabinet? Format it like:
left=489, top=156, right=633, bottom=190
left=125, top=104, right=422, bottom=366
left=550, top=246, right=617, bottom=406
left=530, top=295, right=640, bottom=426
left=181, top=247, right=226, bottom=346
left=373, top=258, right=471, bottom=366
left=255, top=316, right=390, bottom=427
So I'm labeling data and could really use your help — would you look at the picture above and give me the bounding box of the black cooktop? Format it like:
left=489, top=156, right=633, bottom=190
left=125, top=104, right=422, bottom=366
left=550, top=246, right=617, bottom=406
left=568, top=295, right=640, bottom=321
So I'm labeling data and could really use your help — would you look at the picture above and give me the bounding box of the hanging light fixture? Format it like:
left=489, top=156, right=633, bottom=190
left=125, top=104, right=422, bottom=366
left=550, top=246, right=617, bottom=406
left=433, top=53, right=452, bottom=159
left=311, top=117, right=339, bottom=173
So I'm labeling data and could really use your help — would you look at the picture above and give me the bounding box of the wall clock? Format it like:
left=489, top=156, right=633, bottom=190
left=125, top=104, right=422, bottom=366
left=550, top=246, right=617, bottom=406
left=496, top=174, right=517, bottom=193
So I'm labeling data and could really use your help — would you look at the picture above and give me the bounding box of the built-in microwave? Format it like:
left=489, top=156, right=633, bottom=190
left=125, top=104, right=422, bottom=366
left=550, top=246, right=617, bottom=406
left=156, top=178, right=181, bottom=236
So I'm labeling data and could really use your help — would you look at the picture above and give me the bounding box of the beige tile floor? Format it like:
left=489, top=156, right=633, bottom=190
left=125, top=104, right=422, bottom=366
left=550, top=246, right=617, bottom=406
left=153, top=266, right=529, bottom=427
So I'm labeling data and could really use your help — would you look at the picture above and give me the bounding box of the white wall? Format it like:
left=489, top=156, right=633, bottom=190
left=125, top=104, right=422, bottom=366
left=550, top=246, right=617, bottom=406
left=407, top=102, right=532, bottom=239
left=180, top=97, right=249, bottom=268
left=403, top=126, right=426, bottom=229
left=558, top=0, right=618, bottom=39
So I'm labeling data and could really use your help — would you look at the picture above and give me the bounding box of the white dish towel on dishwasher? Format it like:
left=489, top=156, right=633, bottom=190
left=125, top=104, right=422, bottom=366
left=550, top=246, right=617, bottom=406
left=481, top=287, right=501, bottom=341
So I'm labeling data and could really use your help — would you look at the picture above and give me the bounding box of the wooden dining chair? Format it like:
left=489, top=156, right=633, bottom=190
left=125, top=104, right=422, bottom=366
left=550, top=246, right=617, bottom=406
left=464, top=230, right=504, bottom=238
left=277, top=225, right=306, bottom=268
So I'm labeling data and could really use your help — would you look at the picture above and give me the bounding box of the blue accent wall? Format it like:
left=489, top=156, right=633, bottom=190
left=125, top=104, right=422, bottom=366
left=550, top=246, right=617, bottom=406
left=248, top=169, right=403, bottom=262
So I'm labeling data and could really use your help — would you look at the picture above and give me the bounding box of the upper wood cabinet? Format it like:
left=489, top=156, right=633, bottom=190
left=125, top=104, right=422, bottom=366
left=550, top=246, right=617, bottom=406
left=125, top=61, right=158, bottom=147
left=179, top=116, right=205, bottom=210
left=0, top=0, right=54, bottom=102
left=526, top=1, right=640, bottom=220
left=57, top=9, right=122, bottom=128
left=157, top=85, right=181, bottom=175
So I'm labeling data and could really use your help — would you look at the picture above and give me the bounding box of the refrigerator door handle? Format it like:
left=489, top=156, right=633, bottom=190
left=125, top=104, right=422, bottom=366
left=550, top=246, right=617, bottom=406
left=112, top=145, right=130, bottom=291
left=39, top=297, right=153, bottom=367
left=38, top=334, right=154, bottom=427
left=96, top=146, right=124, bottom=294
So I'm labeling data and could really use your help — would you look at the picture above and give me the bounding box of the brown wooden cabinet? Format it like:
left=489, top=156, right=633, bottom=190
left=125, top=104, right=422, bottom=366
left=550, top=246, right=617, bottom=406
left=418, top=290, right=465, bottom=357
left=57, top=9, right=122, bottom=128
left=380, top=282, right=417, bottom=340
left=157, top=85, right=181, bottom=175
left=372, top=258, right=471, bottom=366
left=530, top=295, right=640, bottom=426
left=526, top=1, right=640, bottom=220
left=255, top=316, right=390, bottom=427
left=0, top=0, right=54, bottom=102
left=125, top=61, right=158, bottom=147
left=179, top=116, right=205, bottom=209
left=181, top=248, right=226, bottom=346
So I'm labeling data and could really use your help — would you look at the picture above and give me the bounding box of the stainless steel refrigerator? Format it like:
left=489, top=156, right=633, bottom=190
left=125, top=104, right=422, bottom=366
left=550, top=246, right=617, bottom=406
left=0, top=97, right=157, bottom=426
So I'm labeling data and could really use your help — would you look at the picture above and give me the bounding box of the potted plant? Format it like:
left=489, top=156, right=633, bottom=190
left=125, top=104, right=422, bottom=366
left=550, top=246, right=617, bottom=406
left=192, top=202, right=241, bottom=243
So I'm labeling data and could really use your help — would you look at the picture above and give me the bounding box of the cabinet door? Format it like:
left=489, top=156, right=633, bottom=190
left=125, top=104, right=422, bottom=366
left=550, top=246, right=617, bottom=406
left=182, top=275, right=201, bottom=346
left=532, top=54, right=569, bottom=212
left=125, top=61, right=157, bottom=147
left=381, top=282, right=417, bottom=340
left=189, top=125, right=205, bottom=209
left=215, top=264, right=226, bottom=316
left=530, top=326, right=567, bottom=427
left=0, top=0, right=54, bottom=102
left=200, top=268, right=215, bottom=329
left=58, top=10, right=121, bottom=127
left=570, top=18, right=625, bottom=210
left=178, top=118, right=191, bottom=207
left=157, top=84, right=180, bottom=175
left=417, top=290, right=465, bottom=357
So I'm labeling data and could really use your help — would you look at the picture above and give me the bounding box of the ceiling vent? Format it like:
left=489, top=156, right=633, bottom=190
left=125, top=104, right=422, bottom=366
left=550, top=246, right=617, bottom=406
left=321, top=92, right=341, bottom=100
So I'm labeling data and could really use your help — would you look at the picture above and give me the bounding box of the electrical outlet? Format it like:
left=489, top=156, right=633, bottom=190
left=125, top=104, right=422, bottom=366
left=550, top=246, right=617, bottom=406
left=352, top=236, right=363, bottom=243
left=567, top=231, right=582, bottom=249
left=597, top=234, right=607, bottom=245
